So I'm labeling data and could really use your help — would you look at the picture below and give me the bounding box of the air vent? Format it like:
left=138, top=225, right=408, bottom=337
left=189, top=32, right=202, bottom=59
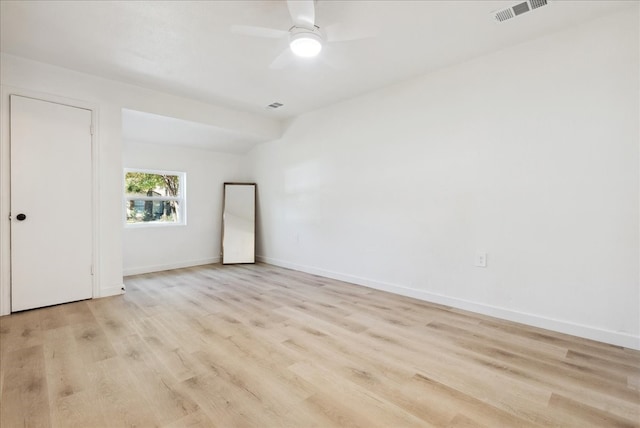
left=512, top=2, right=530, bottom=16
left=495, top=9, right=514, bottom=22
left=530, top=0, right=548, bottom=10
left=492, top=0, right=550, bottom=22
left=266, top=102, right=283, bottom=109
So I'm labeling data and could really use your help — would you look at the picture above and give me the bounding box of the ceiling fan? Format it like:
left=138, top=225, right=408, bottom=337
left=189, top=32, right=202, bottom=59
left=232, top=0, right=371, bottom=69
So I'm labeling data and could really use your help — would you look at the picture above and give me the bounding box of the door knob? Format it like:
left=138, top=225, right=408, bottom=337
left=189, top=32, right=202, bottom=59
left=16, top=213, right=26, bottom=221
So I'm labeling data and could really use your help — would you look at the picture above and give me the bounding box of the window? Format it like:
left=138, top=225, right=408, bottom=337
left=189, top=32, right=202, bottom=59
left=124, top=169, right=186, bottom=226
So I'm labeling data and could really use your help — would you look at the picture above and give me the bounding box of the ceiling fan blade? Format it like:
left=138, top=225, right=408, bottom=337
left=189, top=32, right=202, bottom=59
left=268, top=48, right=295, bottom=70
left=318, top=44, right=351, bottom=70
left=286, top=0, right=315, bottom=28
left=231, top=25, right=288, bottom=39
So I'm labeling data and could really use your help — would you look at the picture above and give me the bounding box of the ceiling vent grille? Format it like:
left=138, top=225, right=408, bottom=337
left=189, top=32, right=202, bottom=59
left=492, top=0, right=550, bottom=22
left=495, top=9, right=514, bottom=22
left=530, top=0, right=548, bottom=9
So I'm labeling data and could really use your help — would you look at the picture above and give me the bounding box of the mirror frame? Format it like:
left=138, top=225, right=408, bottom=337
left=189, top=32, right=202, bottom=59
left=221, top=182, right=256, bottom=265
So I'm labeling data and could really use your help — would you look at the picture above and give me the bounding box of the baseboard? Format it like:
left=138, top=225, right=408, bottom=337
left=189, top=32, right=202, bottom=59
left=99, top=284, right=125, bottom=298
left=257, top=255, right=640, bottom=350
left=123, top=257, right=220, bottom=277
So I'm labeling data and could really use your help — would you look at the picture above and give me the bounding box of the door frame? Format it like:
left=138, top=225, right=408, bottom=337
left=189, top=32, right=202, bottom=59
left=0, top=86, right=100, bottom=315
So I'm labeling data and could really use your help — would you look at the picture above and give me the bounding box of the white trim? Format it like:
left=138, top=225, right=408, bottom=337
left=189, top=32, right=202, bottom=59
left=124, top=167, right=186, bottom=177
left=100, top=283, right=125, bottom=298
left=90, top=100, right=101, bottom=300
left=123, top=257, right=219, bottom=277
left=256, top=255, right=640, bottom=351
left=0, top=85, right=100, bottom=315
left=125, top=222, right=187, bottom=229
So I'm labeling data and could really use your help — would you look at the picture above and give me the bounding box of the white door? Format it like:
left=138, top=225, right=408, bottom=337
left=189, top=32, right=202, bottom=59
left=10, top=95, right=93, bottom=311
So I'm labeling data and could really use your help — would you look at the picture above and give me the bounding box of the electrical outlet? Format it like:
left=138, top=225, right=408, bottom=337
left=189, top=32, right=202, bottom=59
left=475, top=252, right=487, bottom=267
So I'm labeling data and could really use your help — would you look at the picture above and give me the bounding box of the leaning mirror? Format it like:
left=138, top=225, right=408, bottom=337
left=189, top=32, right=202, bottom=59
left=222, top=183, right=256, bottom=264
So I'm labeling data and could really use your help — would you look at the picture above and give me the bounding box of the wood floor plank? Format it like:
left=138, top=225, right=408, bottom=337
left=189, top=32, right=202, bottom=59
left=1, top=345, right=51, bottom=428
left=43, top=326, right=90, bottom=400
left=50, top=389, right=108, bottom=428
left=547, top=392, right=639, bottom=428
left=71, top=320, right=117, bottom=364
left=1, top=263, right=638, bottom=427
left=180, top=372, right=279, bottom=427
left=115, top=335, right=200, bottom=424
left=132, top=316, right=207, bottom=382
left=278, top=312, right=548, bottom=425
left=161, top=409, right=216, bottom=428
left=192, top=345, right=312, bottom=419
left=86, top=356, right=161, bottom=427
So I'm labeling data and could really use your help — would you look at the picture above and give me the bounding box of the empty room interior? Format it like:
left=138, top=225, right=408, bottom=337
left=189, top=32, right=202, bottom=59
left=1, top=0, right=639, bottom=426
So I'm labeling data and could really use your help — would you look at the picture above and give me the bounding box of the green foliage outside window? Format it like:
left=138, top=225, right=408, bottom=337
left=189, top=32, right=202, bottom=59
left=125, top=172, right=179, bottom=197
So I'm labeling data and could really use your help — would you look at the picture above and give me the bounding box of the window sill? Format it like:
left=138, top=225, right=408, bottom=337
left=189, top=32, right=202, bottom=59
left=124, top=222, right=187, bottom=228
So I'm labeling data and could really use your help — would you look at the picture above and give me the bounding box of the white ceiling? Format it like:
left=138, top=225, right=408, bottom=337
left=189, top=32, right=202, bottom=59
left=2, top=0, right=634, bottom=152
left=1, top=0, right=632, bottom=121
left=121, top=109, right=263, bottom=153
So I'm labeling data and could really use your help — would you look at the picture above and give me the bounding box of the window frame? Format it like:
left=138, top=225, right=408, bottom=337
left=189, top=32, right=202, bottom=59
left=123, top=168, right=187, bottom=227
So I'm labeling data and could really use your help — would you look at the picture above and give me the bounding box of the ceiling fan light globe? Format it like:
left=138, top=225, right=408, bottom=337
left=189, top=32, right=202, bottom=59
left=290, top=33, right=322, bottom=57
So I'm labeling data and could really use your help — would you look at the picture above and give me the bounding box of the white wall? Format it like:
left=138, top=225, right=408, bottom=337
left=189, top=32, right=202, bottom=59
left=1, top=8, right=637, bottom=350
left=122, top=141, right=246, bottom=275
left=245, top=10, right=640, bottom=349
left=0, top=54, right=280, bottom=315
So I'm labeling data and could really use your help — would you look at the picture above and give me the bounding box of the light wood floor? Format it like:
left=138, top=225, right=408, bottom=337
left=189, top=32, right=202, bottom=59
left=1, top=263, right=639, bottom=427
